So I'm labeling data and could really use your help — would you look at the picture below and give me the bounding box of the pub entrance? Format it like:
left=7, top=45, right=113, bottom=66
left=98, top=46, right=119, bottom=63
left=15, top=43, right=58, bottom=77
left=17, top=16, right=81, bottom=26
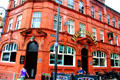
left=81, top=48, right=88, bottom=74
left=25, top=41, right=39, bottom=79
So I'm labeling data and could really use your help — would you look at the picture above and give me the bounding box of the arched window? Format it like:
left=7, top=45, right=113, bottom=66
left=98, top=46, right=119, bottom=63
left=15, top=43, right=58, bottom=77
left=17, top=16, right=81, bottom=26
left=50, top=45, right=75, bottom=66
left=91, top=7, right=95, bottom=18
left=1, top=43, right=17, bottom=62
left=111, top=53, right=120, bottom=67
left=92, top=51, right=106, bottom=67
left=79, top=0, right=84, bottom=13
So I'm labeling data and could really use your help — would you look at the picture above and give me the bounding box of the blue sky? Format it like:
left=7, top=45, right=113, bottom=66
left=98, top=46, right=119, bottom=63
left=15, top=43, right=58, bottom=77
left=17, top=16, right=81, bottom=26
left=0, top=0, right=119, bottom=12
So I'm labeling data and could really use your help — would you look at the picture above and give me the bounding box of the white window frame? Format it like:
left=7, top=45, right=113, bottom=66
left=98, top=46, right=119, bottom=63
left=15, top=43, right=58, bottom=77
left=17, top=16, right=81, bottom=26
left=100, top=30, right=104, bottom=42
left=111, top=53, right=120, bottom=67
left=16, top=15, right=22, bottom=30
left=31, top=12, right=41, bottom=28
left=68, top=0, right=74, bottom=9
left=7, top=19, right=13, bottom=32
left=53, top=14, right=62, bottom=31
left=99, top=10, right=102, bottom=21
left=1, top=43, right=17, bottom=63
left=107, top=15, right=110, bottom=25
left=49, top=45, right=75, bottom=66
left=115, top=35, right=118, bottom=46
left=91, top=7, right=95, bottom=18
left=67, top=20, right=74, bottom=35
left=79, top=23, right=85, bottom=37
left=112, top=18, right=116, bottom=27
left=93, top=51, right=107, bottom=67
left=79, top=0, right=84, bottom=14
left=92, top=28, right=97, bottom=40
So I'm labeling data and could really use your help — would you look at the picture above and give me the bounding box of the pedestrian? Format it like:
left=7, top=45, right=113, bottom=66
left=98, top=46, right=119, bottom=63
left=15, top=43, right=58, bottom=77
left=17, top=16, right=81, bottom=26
left=77, top=67, right=86, bottom=75
left=20, top=66, right=29, bottom=80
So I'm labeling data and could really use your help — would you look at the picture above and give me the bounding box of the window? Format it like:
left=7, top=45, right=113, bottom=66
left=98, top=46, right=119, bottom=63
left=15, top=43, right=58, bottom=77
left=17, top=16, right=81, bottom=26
left=56, top=0, right=62, bottom=4
left=68, top=0, right=74, bottom=9
left=1, top=43, right=17, bottom=62
left=112, top=18, right=116, bottom=27
left=50, top=45, right=75, bottom=66
left=107, top=15, right=110, bottom=25
left=93, top=51, right=106, bottom=67
left=91, top=7, right=95, bottom=18
left=54, top=15, right=62, bottom=31
left=99, top=11, right=102, bottom=21
left=79, top=0, right=84, bottom=13
left=109, top=40, right=113, bottom=44
left=111, top=53, right=120, bottom=67
left=118, top=20, right=120, bottom=29
left=115, top=35, right=118, bottom=46
left=16, top=15, right=22, bottom=29
left=7, top=19, right=13, bottom=32
left=92, top=28, right=97, bottom=40
left=21, top=0, right=25, bottom=4
left=13, top=0, right=18, bottom=7
left=31, top=12, right=41, bottom=28
left=67, top=20, right=74, bottom=35
left=79, top=23, right=85, bottom=37
left=100, top=30, right=104, bottom=42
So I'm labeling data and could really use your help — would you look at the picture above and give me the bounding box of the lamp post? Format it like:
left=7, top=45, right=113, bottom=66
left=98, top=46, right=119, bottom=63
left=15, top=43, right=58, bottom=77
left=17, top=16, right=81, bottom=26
left=0, top=7, right=7, bottom=34
left=53, top=0, right=61, bottom=80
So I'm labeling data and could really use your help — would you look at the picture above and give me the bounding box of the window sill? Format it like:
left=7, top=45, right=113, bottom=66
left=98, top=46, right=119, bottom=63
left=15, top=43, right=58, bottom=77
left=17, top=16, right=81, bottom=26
left=0, top=61, right=16, bottom=67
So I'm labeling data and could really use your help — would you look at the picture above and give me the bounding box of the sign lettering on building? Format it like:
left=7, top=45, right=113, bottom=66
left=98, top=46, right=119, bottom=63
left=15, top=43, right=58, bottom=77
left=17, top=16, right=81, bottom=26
left=72, top=30, right=97, bottom=44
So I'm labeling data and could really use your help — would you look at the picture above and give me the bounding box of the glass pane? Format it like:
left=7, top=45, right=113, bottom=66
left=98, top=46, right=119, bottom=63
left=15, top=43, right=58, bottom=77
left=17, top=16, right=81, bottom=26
left=64, top=46, right=67, bottom=54
left=50, top=54, right=55, bottom=64
left=68, top=47, right=71, bottom=54
left=59, top=45, right=63, bottom=53
left=64, top=55, right=73, bottom=65
left=111, top=59, right=114, bottom=66
left=93, top=58, right=99, bottom=66
left=100, top=59, right=105, bottom=66
left=50, top=45, right=54, bottom=52
left=58, top=55, right=62, bottom=64
left=72, top=48, right=74, bottom=54
left=2, top=53, right=10, bottom=61
left=10, top=52, right=16, bottom=62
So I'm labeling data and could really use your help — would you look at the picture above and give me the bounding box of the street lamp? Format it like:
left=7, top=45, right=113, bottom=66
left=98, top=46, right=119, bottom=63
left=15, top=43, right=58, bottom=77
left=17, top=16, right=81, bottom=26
left=53, top=0, right=61, bottom=80
left=0, top=7, right=7, bottom=34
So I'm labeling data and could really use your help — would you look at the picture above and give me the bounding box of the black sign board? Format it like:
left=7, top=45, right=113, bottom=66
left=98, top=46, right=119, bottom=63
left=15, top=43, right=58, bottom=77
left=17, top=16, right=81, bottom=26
left=20, top=56, right=25, bottom=64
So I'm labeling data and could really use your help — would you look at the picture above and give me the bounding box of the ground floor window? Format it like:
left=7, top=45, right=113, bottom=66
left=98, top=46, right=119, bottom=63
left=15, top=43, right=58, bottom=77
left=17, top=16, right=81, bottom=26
left=111, top=53, right=120, bottom=67
left=50, top=45, right=75, bottom=66
left=1, top=43, right=17, bottom=62
left=92, top=51, right=106, bottom=67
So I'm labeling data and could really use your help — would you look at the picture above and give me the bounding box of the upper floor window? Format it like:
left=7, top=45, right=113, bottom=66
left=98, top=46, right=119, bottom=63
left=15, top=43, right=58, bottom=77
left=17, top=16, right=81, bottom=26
left=100, top=30, right=104, bottom=42
left=107, top=15, right=110, bottom=25
left=54, top=14, right=62, bottom=31
left=79, top=0, right=84, bottom=14
left=92, top=28, right=97, bottom=40
left=118, top=20, right=120, bottom=29
left=112, top=18, right=116, bottom=27
left=16, top=15, right=22, bottom=30
left=67, top=20, right=74, bottom=35
left=21, top=0, right=25, bottom=4
left=99, top=11, right=102, bottom=21
left=115, top=35, right=118, bottom=46
left=68, top=0, right=74, bottom=9
left=31, top=12, right=41, bottom=28
left=93, top=51, right=106, bottom=67
left=50, top=45, right=75, bottom=66
left=111, top=53, right=120, bottom=67
left=91, top=7, right=95, bottom=18
left=13, top=0, right=18, bottom=7
left=8, top=19, right=13, bottom=32
left=1, top=43, right=17, bottom=62
left=79, top=23, right=85, bottom=37
left=56, top=0, right=62, bottom=4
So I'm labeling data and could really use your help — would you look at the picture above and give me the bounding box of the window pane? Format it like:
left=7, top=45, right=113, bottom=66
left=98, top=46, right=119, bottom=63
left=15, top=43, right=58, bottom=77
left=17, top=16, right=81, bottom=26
left=64, top=46, right=67, bottom=54
left=93, top=58, right=99, bottom=66
left=50, top=54, right=55, bottom=64
left=10, top=52, right=16, bottom=62
left=100, top=58, right=105, bottom=66
left=58, top=55, right=62, bottom=64
left=68, top=47, right=71, bottom=54
left=50, top=45, right=54, bottom=52
left=64, top=55, right=73, bottom=65
left=111, top=59, right=114, bottom=66
left=2, top=53, right=10, bottom=61
left=59, top=45, right=63, bottom=53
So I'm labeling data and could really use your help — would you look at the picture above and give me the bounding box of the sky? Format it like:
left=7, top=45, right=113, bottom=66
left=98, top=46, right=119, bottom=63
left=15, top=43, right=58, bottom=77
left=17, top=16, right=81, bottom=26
left=0, top=0, right=119, bottom=13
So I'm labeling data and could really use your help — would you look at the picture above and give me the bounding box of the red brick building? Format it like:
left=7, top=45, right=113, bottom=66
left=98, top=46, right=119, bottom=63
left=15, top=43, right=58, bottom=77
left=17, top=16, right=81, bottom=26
left=0, top=0, right=120, bottom=79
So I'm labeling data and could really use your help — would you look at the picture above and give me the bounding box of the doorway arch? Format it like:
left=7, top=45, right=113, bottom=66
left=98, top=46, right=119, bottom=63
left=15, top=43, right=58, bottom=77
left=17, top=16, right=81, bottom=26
left=81, top=48, right=88, bottom=74
left=25, top=41, right=39, bottom=79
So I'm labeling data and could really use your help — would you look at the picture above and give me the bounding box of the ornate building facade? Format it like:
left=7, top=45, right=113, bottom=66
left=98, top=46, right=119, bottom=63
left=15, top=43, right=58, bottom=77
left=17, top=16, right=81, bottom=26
left=0, top=0, right=120, bottom=79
